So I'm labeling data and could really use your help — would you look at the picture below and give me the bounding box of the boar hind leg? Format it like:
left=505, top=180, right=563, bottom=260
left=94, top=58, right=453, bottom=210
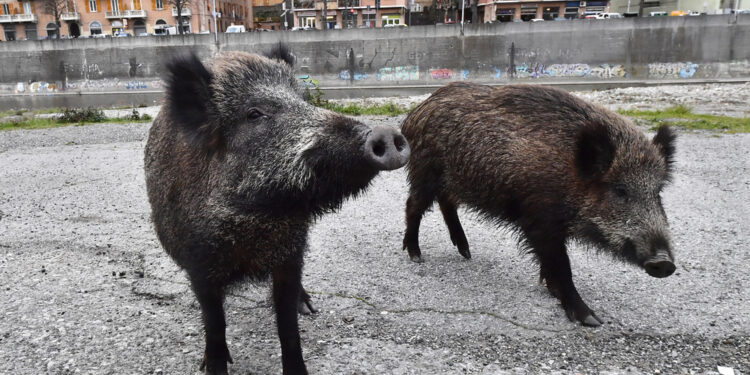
left=273, top=257, right=308, bottom=375
left=193, top=281, right=233, bottom=375
left=403, top=187, right=437, bottom=263
left=438, top=196, right=471, bottom=259
left=527, top=234, right=603, bottom=327
left=298, top=284, right=317, bottom=315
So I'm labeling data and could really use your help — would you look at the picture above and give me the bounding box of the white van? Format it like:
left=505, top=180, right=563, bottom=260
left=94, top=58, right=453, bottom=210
left=226, top=25, right=246, bottom=33
left=595, top=12, right=623, bottom=19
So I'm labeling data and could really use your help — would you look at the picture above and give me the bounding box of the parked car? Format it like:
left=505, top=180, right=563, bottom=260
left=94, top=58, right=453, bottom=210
left=686, top=10, right=701, bottom=16
left=584, top=14, right=599, bottom=19
left=669, top=10, right=686, bottom=16
left=530, top=18, right=545, bottom=22
left=383, top=24, right=408, bottom=28
left=596, top=12, right=623, bottom=19
left=649, top=11, right=668, bottom=16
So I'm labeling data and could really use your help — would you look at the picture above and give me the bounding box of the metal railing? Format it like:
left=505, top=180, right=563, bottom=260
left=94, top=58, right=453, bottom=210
left=61, top=12, right=81, bottom=21
left=105, top=9, right=147, bottom=18
left=171, top=7, right=191, bottom=16
left=0, top=13, right=38, bottom=22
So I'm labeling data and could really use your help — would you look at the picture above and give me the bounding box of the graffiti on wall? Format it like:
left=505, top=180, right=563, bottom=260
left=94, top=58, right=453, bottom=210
left=376, top=66, right=419, bottom=81
left=648, top=62, right=699, bottom=78
left=15, top=81, right=60, bottom=93
left=491, top=63, right=628, bottom=79
left=338, top=70, right=368, bottom=81
left=298, top=75, right=319, bottom=88
left=429, top=69, right=453, bottom=80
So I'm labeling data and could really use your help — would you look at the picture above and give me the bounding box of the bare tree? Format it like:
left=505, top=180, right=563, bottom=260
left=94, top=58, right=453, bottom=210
left=42, top=0, right=68, bottom=38
left=167, top=0, right=191, bottom=35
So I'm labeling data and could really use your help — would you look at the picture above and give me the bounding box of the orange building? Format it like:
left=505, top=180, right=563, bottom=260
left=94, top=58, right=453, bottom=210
left=477, top=0, right=610, bottom=22
left=292, top=0, right=408, bottom=29
left=0, top=0, right=253, bottom=41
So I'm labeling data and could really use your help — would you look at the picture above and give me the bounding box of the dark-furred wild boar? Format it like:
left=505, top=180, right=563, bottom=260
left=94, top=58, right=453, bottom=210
left=144, top=48, right=410, bottom=374
left=401, top=83, right=676, bottom=326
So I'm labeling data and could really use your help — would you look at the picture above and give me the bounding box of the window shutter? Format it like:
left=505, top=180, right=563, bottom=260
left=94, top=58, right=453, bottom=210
left=117, top=0, right=122, bottom=11
left=151, top=0, right=155, bottom=10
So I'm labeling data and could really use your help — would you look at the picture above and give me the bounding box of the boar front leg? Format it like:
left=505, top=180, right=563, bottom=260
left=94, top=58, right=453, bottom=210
left=192, top=280, right=233, bottom=375
left=272, top=256, right=308, bottom=375
left=527, top=231, right=604, bottom=327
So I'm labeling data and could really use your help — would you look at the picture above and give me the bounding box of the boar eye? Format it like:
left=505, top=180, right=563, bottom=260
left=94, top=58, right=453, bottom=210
left=614, top=186, right=628, bottom=200
left=247, top=109, right=267, bottom=121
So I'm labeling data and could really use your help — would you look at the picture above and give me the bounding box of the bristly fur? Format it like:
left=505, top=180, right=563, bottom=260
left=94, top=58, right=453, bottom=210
left=652, top=124, right=677, bottom=176
left=400, top=82, right=676, bottom=327
left=264, top=43, right=295, bottom=67
left=146, top=49, right=406, bottom=374
left=164, top=52, right=221, bottom=152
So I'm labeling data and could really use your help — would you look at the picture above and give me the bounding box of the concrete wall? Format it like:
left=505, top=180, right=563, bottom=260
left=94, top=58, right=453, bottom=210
left=1, top=14, right=749, bottom=94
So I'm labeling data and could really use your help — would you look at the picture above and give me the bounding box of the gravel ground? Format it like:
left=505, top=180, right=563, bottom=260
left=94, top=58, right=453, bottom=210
left=332, top=83, right=750, bottom=118
left=0, top=86, right=748, bottom=375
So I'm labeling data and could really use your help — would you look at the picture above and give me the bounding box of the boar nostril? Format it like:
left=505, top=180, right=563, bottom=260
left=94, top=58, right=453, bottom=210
left=372, top=140, right=386, bottom=157
left=394, top=135, right=407, bottom=152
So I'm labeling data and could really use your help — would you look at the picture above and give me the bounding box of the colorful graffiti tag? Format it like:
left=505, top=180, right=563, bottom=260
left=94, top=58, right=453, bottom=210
left=298, top=75, right=319, bottom=88
left=648, top=62, right=699, bottom=78
left=376, top=66, right=419, bottom=81
left=493, top=63, right=628, bottom=79
left=429, top=68, right=453, bottom=80
left=338, top=70, right=368, bottom=81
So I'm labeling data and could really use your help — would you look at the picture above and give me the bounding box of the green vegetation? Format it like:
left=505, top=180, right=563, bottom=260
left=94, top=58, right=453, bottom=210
left=305, top=86, right=414, bottom=117
left=618, top=105, right=750, bottom=133
left=0, top=107, right=152, bottom=131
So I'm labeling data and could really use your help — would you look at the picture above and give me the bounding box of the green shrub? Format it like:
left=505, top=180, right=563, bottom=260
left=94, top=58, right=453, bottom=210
left=59, top=107, right=107, bottom=123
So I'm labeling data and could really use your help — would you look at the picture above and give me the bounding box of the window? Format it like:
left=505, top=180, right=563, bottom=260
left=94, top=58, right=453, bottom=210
left=23, top=2, right=32, bottom=14
left=155, top=0, right=163, bottom=9
left=110, top=0, right=119, bottom=12
left=25, top=23, right=37, bottom=40
left=46, top=22, right=58, bottom=38
left=381, top=14, right=400, bottom=26
left=361, top=12, right=375, bottom=27
left=496, top=8, right=514, bottom=22
left=564, top=7, right=579, bottom=18
left=3, top=25, right=16, bottom=41
left=1, top=4, right=10, bottom=14
left=89, top=0, right=97, bottom=12
left=542, top=7, right=559, bottom=20
left=89, top=20, right=102, bottom=34
left=154, top=19, right=167, bottom=34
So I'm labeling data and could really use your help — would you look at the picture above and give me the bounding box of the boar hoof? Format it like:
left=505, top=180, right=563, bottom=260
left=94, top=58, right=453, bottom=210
left=457, top=245, right=471, bottom=260
left=410, top=254, right=424, bottom=263
left=199, top=352, right=232, bottom=375
left=565, top=307, right=603, bottom=327
left=298, top=289, right=317, bottom=315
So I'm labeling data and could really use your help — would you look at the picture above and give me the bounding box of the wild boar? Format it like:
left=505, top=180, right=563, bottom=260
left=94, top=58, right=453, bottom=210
left=401, top=82, right=676, bottom=326
left=144, top=47, right=410, bottom=374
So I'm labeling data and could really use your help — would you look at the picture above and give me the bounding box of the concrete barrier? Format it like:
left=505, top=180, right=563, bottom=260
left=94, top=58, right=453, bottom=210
left=1, top=14, right=748, bottom=96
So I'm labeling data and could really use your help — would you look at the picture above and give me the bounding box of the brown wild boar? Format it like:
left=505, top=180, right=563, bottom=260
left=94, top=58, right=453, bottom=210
left=144, top=47, right=410, bottom=374
left=401, top=82, right=676, bottom=326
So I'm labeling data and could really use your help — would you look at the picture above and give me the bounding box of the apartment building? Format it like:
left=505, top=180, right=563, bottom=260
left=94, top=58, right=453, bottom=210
left=477, top=0, right=609, bottom=21
left=291, top=0, right=408, bottom=29
left=253, top=0, right=282, bottom=30
left=0, top=0, right=253, bottom=41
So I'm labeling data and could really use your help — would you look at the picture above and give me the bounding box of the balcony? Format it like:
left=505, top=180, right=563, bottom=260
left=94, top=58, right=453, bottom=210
left=337, top=0, right=360, bottom=7
left=105, top=9, right=147, bottom=18
left=0, top=13, right=38, bottom=23
left=172, top=7, right=191, bottom=16
left=61, top=12, right=81, bottom=21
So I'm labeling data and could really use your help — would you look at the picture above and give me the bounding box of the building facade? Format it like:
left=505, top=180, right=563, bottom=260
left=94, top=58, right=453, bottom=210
left=477, top=0, right=609, bottom=22
left=291, top=0, right=407, bottom=29
left=0, top=0, right=252, bottom=41
left=253, top=0, right=282, bottom=30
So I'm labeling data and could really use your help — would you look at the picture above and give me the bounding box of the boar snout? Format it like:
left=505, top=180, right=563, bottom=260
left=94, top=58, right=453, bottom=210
left=643, top=251, right=676, bottom=278
left=364, top=126, right=410, bottom=171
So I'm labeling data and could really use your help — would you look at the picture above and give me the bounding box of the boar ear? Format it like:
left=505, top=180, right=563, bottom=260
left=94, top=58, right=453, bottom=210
left=652, top=124, right=676, bottom=172
left=165, top=53, right=222, bottom=150
left=264, top=43, right=295, bottom=67
left=575, top=123, right=615, bottom=179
